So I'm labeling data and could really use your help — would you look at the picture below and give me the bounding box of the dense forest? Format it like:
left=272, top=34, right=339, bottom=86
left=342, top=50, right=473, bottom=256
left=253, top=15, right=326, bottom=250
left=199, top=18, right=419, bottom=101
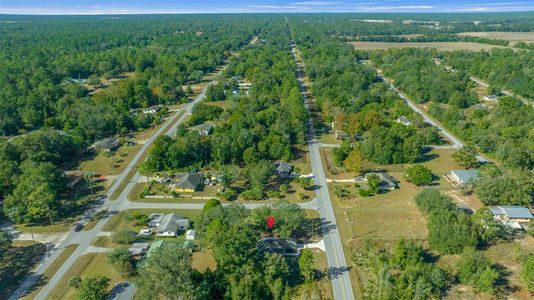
left=0, top=15, right=267, bottom=224
left=0, top=15, right=266, bottom=138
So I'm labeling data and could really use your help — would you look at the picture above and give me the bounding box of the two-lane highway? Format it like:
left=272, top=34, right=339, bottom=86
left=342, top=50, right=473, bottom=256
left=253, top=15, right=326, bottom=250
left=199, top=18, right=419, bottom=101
left=287, top=16, right=355, bottom=300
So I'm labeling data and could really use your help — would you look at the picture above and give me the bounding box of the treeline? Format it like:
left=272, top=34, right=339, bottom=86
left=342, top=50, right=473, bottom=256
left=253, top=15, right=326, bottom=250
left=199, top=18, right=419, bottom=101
left=143, top=20, right=307, bottom=173
left=293, top=34, right=441, bottom=165
left=444, top=48, right=534, bottom=99
left=350, top=33, right=510, bottom=46
left=0, top=15, right=266, bottom=136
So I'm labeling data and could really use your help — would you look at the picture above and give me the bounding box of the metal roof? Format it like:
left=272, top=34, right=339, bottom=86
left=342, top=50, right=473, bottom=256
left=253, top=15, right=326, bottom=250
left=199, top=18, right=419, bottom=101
left=451, top=170, right=480, bottom=183
left=490, top=206, right=533, bottom=219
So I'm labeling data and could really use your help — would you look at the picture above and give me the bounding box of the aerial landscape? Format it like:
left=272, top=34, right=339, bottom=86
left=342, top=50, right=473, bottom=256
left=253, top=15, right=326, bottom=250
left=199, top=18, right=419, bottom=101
left=1, top=1, right=534, bottom=299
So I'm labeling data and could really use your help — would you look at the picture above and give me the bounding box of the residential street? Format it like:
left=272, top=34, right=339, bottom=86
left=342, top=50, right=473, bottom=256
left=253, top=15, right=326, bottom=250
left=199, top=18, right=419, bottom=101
left=287, top=17, right=356, bottom=300
left=374, top=71, right=491, bottom=163
left=9, top=67, right=222, bottom=300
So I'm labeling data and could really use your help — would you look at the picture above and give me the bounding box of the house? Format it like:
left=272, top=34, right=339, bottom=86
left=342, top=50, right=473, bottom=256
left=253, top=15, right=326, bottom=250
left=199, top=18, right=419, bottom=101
left=446, top=169, right=480, bottom=186
left=148, top=213, right=165, bottom=227
left=258, top=238, right=299, bottom=256
left=64, top=171, right=86, bottom=189
left=172, top=173, right=203, bottom=192
left=142, top=105, right=161, bottom=114
left=365, top=172, right=398, bottom=191
left=484, top=95, right=499, bottom=102
left=146, top=240, right=194, bottom=258
left=190, top=123, right=214, bottom=136
left=90, top=137, right=119, bottom=153
left=186, top=229, right=195, bottom=240
left=129, top=242, right=150, bottom=257
left=274, top=162, right=293, bottom=178
left=490, top=206, right=533, bottom=230
left=154, top=213, right=190, bottom=237
left=396, top=116, right=411, bottom=126
left=334, top=129, right=349, bottom=140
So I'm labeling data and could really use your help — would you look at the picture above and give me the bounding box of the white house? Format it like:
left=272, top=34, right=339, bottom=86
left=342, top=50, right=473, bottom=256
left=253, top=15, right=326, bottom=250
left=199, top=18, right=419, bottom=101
left=490, top=206, right=533, bottom=230
left=446, top=169, right=480, bottom=186
left=396, top=116, right=411, bottom=126
left=484, top=95, right=499, bottom=102
left=143, top=105, right=162, bottom=114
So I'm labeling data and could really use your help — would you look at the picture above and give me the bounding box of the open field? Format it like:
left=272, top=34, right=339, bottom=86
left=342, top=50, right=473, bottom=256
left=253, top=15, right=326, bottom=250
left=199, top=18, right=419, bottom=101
left=350, top=41, right=507, bottom=51
left=458, top=31, right=534, bottom=43
left=47, top=253, right=123, bottom=300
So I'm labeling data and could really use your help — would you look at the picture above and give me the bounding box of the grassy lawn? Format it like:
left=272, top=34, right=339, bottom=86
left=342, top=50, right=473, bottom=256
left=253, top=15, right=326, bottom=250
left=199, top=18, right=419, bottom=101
left=290, top=145, right=312, bottom=175
left=47, top=253, right=123, bottom=300
left=192, top=250, right=217, bottom=272
left=78, top=144, right=142, bottom=176
left=15, top=221, right=72, bottom=234
left=0, top=241, right=46, bottom=298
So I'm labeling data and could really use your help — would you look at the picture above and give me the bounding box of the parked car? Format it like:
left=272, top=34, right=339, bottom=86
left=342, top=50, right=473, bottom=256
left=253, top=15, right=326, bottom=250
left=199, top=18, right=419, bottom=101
left=139, top=229, right=153, bottom=236
left=73, top=223, right=84, bottom=232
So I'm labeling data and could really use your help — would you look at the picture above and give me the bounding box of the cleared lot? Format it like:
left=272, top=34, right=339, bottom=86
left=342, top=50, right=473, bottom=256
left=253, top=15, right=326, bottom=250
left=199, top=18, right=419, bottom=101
left=350, top=41, right=507, bottom=51
left=458, top=31, right=534, bottom=43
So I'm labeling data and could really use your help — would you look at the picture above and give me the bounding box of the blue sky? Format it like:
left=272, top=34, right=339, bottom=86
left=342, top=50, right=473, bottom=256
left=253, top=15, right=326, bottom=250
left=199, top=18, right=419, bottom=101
left=1, top=0, right=534, bottom=14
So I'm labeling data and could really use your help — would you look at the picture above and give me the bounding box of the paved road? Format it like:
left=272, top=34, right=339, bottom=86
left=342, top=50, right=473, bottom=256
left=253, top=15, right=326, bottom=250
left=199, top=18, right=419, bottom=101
left=287, top=18, right=355, bottom=299
left=125, top=198, right=318, bottom=210
left=374, top=72, right=491, bottom=163
left=9, top=64, right=224, bottom=300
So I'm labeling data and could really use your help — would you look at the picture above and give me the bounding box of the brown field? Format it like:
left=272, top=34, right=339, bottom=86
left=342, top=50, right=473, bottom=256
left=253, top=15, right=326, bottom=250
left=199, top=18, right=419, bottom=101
left=350, top=41, right=507, bottom=51
left=458, top=31, right=534, bottom=44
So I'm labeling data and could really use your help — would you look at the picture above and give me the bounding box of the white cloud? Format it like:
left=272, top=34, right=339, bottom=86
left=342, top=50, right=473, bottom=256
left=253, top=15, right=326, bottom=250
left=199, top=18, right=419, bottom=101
left=457, top=7, right=491, bottom=12
left=291, top=1, right=339, bottom=5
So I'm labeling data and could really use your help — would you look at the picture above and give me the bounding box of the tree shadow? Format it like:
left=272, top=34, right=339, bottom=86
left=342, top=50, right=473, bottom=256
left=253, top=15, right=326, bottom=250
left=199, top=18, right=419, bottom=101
left=417, top=153, right=439, bottom=163
left=493, top=262, right=520, bottom=297
left=0, top=242, right=47, bottom=298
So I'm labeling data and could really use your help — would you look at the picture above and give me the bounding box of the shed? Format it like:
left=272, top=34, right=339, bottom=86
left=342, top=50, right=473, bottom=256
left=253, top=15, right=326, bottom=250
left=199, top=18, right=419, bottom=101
left=190, top=123, right=214, bottom=136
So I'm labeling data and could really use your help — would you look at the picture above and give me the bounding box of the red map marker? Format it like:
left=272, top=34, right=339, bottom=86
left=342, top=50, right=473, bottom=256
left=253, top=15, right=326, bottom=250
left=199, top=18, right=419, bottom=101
left=266, top=216, right=275, bottom=229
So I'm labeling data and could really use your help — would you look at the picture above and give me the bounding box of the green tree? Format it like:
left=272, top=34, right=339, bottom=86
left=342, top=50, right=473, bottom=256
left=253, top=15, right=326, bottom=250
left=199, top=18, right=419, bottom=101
left=298, top=249, right=315, bottom=283
left=203, top=198, right=222, bottom=214
left=522, top=255, right=534, bottom=293
left=137, top=244, right=197, bottom=299
left=247, top=160, right=273, bottom=190
left=76, top=276, right=110, bottom=300
left=415, top=189, right=455, bottom=215
left=344, top=148, right=364, bottom=175
left=367, top=174, right=381, bottom=194
left=428, top=210, right=478, bottom=254
left=107, top=248, right=136, bottom=277
left=472, top=208, right=507, bottom=245
left=453, top=144, right=479, bottom=169
left=111, top=228, right=136, bottom=245
left=405, top=164, right=434, bottom=186
left=456, top=248, right=499, bottom=294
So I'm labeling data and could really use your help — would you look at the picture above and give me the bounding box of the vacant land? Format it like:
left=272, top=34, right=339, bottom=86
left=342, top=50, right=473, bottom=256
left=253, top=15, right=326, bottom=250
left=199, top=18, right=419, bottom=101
left=47, top=253, right=123, bottom=300
left=351, top=41, right=507, bottom=51
left=458, top=31, right=534, bottom=44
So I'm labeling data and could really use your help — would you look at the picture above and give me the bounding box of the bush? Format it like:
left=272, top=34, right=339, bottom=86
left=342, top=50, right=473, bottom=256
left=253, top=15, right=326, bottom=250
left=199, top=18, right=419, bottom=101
left=129, top=212, right=149, bottom=226
left=428, top=210, right=478, bottom=254
left=522, top=254, right=534, bottom=293
left=297, top=192, right=307, bottom=200
left=358, top=189, right=372, bottom=197
left=405, top=164, right=434, bottom=186
left=112, top=228, right=137, bottom=245
left=266, top=190, right=282, bottom=199
left=456, top=248, right=500, bottom=294
left=415, top=189, right=455, bottom=215
left=278, top=184, right=289, bottom=193
left=240, top=188, right=264, bottom=201
left=295, top=177, right=313, bottom=190
left=216, top=189, right=237, bottom=201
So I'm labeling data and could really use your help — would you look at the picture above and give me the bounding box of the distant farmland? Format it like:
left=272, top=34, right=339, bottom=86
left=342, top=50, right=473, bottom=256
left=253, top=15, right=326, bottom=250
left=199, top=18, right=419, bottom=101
left=458, top=31, right=534, bottom=44
left=350, top=41, right=508, bottom=51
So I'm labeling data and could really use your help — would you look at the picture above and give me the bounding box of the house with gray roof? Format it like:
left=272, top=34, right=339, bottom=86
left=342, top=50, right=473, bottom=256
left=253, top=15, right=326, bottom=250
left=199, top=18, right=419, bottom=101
left=142, top=105, right=162, bottom=114
left=274, top=162, right=293, bottom=178
left=396, top=116, right=412, bottom=126
left=154, top=213, right=190, bottom=237
left=258, top=238, right=299, bottom=256
left=190, top=123, right=214, bottom=136
left=365, top=172, right=398, bottom=191
left=172, top=173, right=203, bottom=192
left=129, top=242, right=150, bottom=256
left=490, top=206, right=533, bottom=230
left=447, top=169, right=480, bottom=186
left=90, top=137, right=119, bottom=153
